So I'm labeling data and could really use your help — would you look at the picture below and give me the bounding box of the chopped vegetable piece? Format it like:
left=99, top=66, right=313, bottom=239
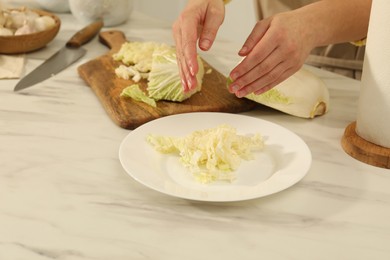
left=113, top=41, right=171, bottom=72
left=120, top=84, right=157, bottom=107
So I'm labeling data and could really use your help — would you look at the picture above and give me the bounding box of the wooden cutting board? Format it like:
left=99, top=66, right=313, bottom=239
left=78, top=30, right=257, bottom=129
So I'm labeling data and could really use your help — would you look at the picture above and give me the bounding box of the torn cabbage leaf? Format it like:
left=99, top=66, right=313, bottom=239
left=147, top=124, right=264, bottom=184
left=120, top=84, right=156, bottom=107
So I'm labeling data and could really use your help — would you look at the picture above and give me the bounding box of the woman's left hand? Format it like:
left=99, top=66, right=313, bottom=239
left=228, top=11, right=314, bottom=97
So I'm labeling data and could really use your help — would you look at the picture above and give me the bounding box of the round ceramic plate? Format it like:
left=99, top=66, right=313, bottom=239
left=119, top=112, right=312, bottom=202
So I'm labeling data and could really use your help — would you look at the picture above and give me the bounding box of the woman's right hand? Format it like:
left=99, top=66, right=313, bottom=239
left=172, top=0, right=225, bottom=92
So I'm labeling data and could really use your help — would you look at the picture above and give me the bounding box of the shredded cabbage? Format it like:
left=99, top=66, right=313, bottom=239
left=113, top=41, right=168, bottom=72
left=115, top=65, right=149, bottom=82
left=147, top=124, right=264, bottom=183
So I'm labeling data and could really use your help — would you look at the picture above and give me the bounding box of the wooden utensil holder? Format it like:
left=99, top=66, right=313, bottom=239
left=342, top=121, right=390, bottom=169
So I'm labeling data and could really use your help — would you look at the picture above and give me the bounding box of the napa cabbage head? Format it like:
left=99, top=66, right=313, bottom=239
left=226, top=68, right=329, bottom=118
left=147, top=45, right=204, bottom=102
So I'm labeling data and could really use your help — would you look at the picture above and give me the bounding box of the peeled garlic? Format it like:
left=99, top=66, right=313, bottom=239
left=34, top=15, right=55, bottom=32
left=13, top=10, right=40, bottom=28
left=0, top=9, right=5, bottom=27
left=244, top=68, right=329, bottom=118
left=7, top=10, right=27, bottom=29
left=0, top=27, right=13, bottom=36
left=14, top=22, right=36, bottom=35
left=0, top=8, right=56, bottom=36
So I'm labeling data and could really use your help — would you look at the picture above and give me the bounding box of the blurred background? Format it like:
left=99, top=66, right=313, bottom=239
left=1, top=0, right=257, bottom=44
left=133, top=0, right=257, bottom=44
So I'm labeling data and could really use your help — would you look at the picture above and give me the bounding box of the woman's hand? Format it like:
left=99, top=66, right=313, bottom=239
left=228, top=11, right=315, bottom=98
left=172, top=0, right=225, bottom=92
left=228, top=0, right=371, bottom=98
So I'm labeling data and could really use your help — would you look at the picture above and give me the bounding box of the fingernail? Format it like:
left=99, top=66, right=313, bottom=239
left=200, top=39, right=211, bottom=50
left=230, top=84, right=239, bottom=93
left=236, top=91, right=244, bottom=98
left=187, top=78, right=192, bottom=90
left=230, top=72, right=239, bottom=81
left=239, top=46, right=248, bottom=55
left=181, top=78, right=187, bottom=90
left=189, top=64, right=195, bottom=76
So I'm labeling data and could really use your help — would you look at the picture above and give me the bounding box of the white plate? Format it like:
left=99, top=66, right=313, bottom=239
left=119, top=112, right=312, bottom=202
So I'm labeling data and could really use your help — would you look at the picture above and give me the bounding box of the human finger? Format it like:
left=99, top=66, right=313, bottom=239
left=253, top=67, right=298, bottom=95
left=236, top=63, right=297, bottom=98
left=228, top=47, right=283, bottom=95
left=172, top=23, right=188, bottom=90
left=175, top=13, right=200, bottom=78
left=172, top=16, right=198, bottom=91
left=238, top=19, right=271, bottom=56
left=198, top=2, right=225, bottom=51
left=229, top=28, right=277, bottom=82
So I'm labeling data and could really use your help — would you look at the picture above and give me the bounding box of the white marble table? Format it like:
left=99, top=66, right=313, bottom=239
left=1, top=12, right=390, bottom=260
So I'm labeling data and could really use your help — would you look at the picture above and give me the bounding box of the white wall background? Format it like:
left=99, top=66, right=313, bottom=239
left=133, top=0, right=258, bottom=44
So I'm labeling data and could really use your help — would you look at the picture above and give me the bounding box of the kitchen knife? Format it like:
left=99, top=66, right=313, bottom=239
left=14, top=20, right=104, bottom=92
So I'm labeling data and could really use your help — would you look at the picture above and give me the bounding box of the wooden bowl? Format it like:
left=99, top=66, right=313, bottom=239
left=0, top=9, right=61, bottom=54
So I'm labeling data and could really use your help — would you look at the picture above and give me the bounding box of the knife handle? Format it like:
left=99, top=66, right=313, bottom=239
left=66, top=20, right=104, bottom=48
left=99, top=30, right=127, bottom=52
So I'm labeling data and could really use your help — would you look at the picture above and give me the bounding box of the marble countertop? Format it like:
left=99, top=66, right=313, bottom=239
left=1, top=12, right=390, bottom=260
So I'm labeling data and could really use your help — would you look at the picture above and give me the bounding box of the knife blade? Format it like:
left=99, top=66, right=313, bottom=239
left=14, top=20, right=104, bottom=92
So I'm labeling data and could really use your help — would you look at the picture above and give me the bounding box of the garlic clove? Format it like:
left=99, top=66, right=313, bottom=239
left=0, top=11, right=5, bottom=27
left=34, top=15, right=56, bottom=32
left=14, top=22, right=36, bottom=36
left=8, top=10, right=27, bottom=29
left=4, top=9, right=40, bottom=31
left=0, top=27, right=14, bottom=36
